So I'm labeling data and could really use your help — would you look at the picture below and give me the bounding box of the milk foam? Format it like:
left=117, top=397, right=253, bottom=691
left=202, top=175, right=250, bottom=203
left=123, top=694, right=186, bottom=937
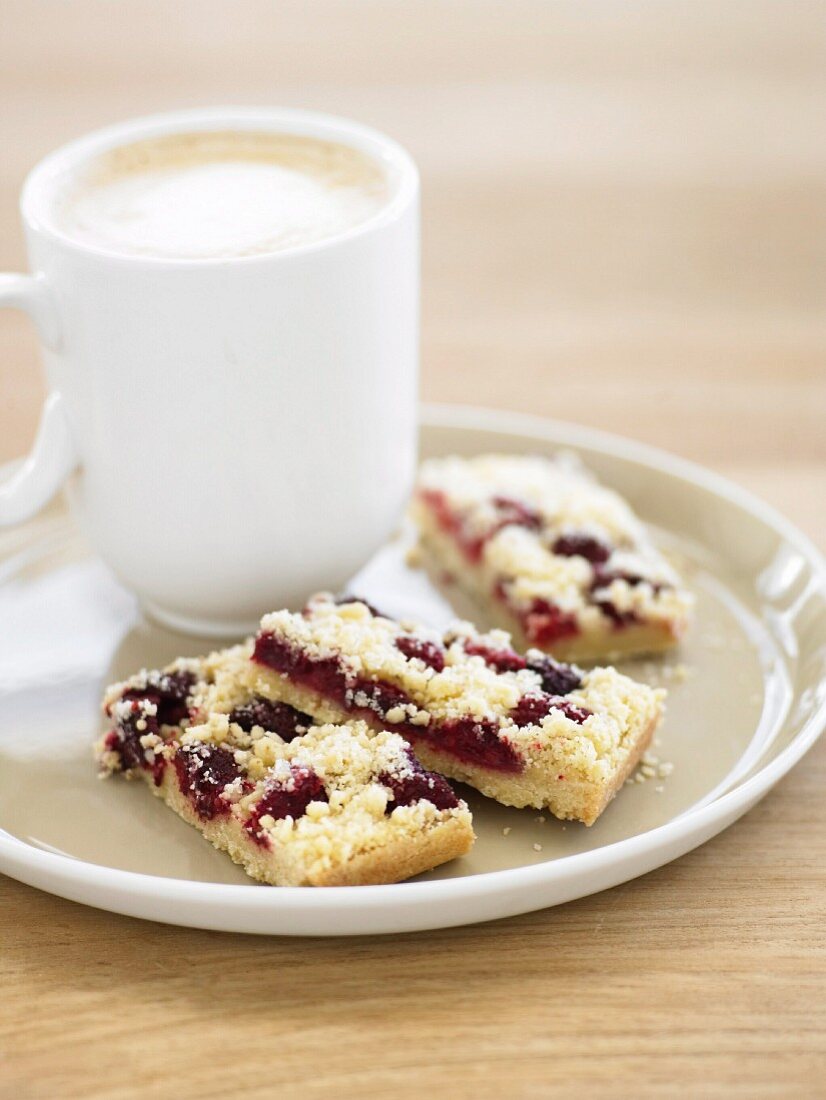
left=55, top=132, right=388, bottom=258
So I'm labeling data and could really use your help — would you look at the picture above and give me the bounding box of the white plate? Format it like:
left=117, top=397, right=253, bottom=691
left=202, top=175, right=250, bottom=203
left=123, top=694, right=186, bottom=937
left=1, top=405, right=824, bottom=935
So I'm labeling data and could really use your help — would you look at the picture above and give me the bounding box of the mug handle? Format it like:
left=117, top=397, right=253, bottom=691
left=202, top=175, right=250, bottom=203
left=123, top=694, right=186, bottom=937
left=0, top=273, right=77, bottom=525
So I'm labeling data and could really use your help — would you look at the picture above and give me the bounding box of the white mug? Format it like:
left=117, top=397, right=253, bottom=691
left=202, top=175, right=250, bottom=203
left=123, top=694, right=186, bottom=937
left=0, top=108, right=419, bottom=635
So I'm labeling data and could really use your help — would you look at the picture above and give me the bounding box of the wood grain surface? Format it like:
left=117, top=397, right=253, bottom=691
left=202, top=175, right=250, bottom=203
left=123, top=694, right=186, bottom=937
left=0, top=3, right=824, bottom=1097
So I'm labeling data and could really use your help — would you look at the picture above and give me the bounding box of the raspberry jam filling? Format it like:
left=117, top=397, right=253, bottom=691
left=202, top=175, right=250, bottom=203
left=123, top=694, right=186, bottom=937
left=522, top=599, right=580, bottom=646
left=395, top=635, right=446, bottom=672
left=492, top=581, right=580, bottom=647
left=591, top=566, right=668, bottom=594
left=463, top=640, right=583, bottom=696
left=254, top=632, right=343, bottom=697
left=437, top=716, right=522, bottom=771
left=419, top=489, right=541, bottom=563
left=252, top=633, right=525, bottom=774
left=525, top=653, right=582, bottom=695
left=419, top=488, right=483, bottom=561
left=229, top=696, right=312, bottom=741
left=594, top=601, right=641, bottom=629
left=253, top=631, right=415, bottom=729
left=119, top=669, right=196, bottom=728
left=104, top=706, right=165, bottom=784
left=378, top=752, right=459, bottom=812
left=511, top=693, right=590, bottom=728
left=590, top=566, right=672, bottom=628
left=350, top=678, right=408, bottom=720
left=462, top=639, right=527, bottom=673
left=173, top=742, right=244, bottom=820
left=490, top=495, right=542, bottom=533
left=552, top=533, right=612, bottom=563
left=106, top=669, right=197, bottom=783
left=245, top=765, right=327, bottom=847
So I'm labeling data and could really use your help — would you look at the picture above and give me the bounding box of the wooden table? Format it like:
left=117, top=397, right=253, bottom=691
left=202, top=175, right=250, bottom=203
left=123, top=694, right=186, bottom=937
left=1, top=3, right=824, bottom=1096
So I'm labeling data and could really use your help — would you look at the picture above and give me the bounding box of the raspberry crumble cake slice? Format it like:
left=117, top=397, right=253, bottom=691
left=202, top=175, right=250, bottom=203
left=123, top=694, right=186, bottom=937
left=410, top=453, right=693, bottom=661
left=96, top=651, right=474, bottom=887
left=245, top=594, right=665, bottom=825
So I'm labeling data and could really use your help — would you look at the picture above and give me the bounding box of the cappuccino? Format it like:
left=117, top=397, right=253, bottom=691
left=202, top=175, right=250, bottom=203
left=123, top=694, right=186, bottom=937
left=54, top=131, right=389, bottom=259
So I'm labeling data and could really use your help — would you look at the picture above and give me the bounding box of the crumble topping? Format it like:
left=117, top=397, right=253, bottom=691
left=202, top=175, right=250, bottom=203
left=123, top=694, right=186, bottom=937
left=259, top=596, right=534, bottom=722
left=417, top=453, right=648, bottom=547
left=194, top=643, right=256, bottom=718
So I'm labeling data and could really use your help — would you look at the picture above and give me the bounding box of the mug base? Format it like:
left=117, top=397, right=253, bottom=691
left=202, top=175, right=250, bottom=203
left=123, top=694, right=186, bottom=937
left=142, top=600, right=259, bottom=641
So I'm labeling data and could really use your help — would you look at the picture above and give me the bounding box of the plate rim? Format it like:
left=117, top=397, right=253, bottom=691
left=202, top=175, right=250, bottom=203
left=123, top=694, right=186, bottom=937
left=2, top=403, right=825, bottom=931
